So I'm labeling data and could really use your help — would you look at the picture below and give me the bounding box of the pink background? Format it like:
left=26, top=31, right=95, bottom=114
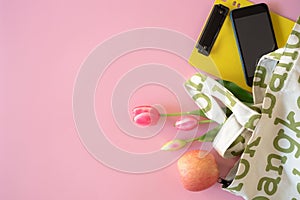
left=1, top=0, right=299, bottom=199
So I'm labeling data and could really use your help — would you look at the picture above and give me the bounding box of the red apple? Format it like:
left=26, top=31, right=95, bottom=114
left=177, top=150, right=219, bottom=191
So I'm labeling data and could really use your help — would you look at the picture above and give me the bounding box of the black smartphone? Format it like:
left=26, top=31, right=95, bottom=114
left=230, top=3, right=277, bottom=86
left=197, top=4, right=229, bottom=56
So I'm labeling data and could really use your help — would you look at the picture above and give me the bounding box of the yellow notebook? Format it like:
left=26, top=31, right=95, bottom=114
left=189, top=0, right=294, bottom=91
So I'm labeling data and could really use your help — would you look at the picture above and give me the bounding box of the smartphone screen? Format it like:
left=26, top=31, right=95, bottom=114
left=230, top=3, right=277, bottom=86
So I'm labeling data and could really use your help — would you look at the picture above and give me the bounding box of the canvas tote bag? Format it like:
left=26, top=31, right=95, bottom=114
left=185, top=18, right=300, bottom=200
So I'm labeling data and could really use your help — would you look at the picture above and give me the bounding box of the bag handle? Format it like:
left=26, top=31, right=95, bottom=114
left=185, top=73, right=260, bottom=131
left=185, top=73, right=261, bottom=158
